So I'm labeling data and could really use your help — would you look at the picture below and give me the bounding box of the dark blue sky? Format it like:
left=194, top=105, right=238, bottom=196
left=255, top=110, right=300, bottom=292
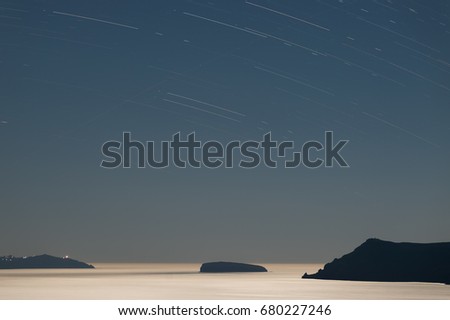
left=1, top=0, right=449, bottom=262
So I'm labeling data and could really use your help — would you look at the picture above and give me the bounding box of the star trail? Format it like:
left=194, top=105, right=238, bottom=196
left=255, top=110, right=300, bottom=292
left=0, top=0, right=449, bottom=262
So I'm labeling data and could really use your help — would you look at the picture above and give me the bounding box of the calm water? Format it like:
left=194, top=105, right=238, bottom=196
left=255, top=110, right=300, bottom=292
left=0, top=263, right=449, bottom=299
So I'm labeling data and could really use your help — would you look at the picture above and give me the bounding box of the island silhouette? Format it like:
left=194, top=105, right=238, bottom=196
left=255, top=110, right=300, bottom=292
left=303, top=238, right=450, bottom=284
left=200, top=261, right=267, bottom=273
left=0, top=254, right=94, bottom=269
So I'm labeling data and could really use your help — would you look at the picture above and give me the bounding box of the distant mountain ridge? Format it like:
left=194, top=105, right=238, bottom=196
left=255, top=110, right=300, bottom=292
left=303, top=239, right=450, bottom=284
left=0, top=254, right=94, bottom=269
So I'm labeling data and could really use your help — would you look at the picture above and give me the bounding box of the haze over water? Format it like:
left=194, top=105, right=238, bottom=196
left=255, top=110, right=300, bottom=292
left=1, top=264, right=448, bottom=299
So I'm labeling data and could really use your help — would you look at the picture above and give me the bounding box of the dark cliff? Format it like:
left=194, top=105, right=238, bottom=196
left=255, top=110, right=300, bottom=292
left=303, top=239, right=450, bottom=284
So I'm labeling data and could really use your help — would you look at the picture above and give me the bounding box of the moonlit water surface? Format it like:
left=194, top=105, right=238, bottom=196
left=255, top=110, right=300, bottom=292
left=0, top=264, right=449, bottom=299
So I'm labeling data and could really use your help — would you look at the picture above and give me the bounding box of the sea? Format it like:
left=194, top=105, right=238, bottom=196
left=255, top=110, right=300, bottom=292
left=0, top=263, right=449, bottom=299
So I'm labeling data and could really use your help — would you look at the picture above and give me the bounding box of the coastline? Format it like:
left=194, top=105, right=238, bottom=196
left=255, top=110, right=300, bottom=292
left=1, top=263, right=448, bottom=300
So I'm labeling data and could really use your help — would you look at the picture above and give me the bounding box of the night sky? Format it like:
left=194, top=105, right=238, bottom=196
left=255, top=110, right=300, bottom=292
left=1, top=0, right=449, bottom=262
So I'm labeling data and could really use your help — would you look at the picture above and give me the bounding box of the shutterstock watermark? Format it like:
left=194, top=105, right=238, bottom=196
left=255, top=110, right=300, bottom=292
left=100, top=131, right=349, bottom=169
